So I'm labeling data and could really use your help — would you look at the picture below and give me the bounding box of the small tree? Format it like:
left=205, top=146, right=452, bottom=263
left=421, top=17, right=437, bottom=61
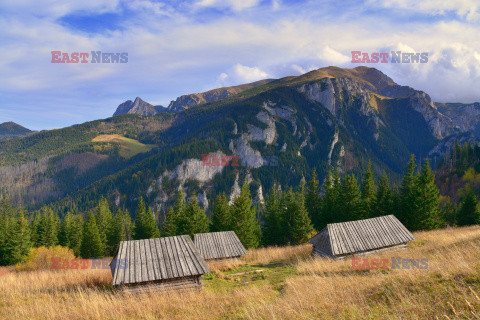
left=457, top=187, right=480, bottom=226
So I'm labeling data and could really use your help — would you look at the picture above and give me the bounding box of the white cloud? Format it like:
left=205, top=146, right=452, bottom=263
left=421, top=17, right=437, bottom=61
left=233, top=64, right=268, bottom=82
left=1, top=0, right=480, bottom=129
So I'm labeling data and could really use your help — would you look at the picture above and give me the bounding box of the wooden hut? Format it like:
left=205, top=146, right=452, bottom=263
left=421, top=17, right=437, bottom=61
left=110, top=235, right=210, bottom=292
left=308, top=215, right=414, bottom=258
left=193, top=231, right=247, bottom=261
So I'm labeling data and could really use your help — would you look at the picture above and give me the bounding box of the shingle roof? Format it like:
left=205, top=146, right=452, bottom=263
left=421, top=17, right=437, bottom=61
left=111, top=235, right=210, bottom=286
left=193, top=231, right=247, bottom=260
left=308, top=215, right=415, bottom=257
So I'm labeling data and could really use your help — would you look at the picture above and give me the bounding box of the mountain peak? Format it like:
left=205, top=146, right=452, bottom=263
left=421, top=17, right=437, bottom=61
left=113, top=97, right=165, bottom=117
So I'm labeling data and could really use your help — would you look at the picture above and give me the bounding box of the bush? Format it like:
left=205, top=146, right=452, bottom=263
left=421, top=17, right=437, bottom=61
left=16, top=246, right=76, bottom=271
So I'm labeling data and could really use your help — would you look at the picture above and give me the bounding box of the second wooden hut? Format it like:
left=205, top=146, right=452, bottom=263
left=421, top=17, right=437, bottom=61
left=194, top=231, right=247, bottom=261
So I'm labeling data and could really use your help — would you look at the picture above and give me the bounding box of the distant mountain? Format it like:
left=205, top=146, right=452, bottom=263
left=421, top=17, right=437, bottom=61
left=1, top=66, right=479, bottom=217
left=113, top=97, right=166, bottom=116
left=166, top=79, right=274, bottom=112
left=0, top=122, right=32, bottom=139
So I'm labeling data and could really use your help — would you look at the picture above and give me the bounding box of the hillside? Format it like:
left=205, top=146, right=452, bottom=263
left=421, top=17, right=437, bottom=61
left=1, top=226, right=479, bottom=319
left=0, top=122, right=32, bottom=139
left=0, top=66, right=479, bottom=215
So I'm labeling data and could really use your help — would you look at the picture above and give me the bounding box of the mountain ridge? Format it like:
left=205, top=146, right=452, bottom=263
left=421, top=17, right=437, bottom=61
left=1, top=66, right=479, bottom=216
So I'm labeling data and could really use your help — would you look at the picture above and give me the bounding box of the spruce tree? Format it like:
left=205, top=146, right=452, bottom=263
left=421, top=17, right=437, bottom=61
left=287, top=188, right=313, bottom=245
left=211, top=192, right=232, bottom=232
left=360, top=162, right=376, bottom=218
left=262, top=186, right=283, bottom=246
left=231, top=182, right=261, bottom=249
left=81, top=211, right=104, bottom=258
left=3, top=213, right=31, bottom=265
left=134, top=198, right=160, bottom=239
left=399, top=155, right=418, bottom=229
left=96, top=198, right=113, bottom=253
left=161, top=190, right=185, bottom=237
left=33, top=207, right=59, bottom=247
left=69, top=215, right=83, bottom=257
left=375, top=173, right=394, bottom=217
left=339, top=174, right=362, bottom=221
left=59, top=211, right=73, bottom=248
left=162, top=207, right=179, bottom=237
left=108, top=209, right=131, bottom=254
left=457, top=187, right=480, bottom=226
left=306, top=168, right=321, bottom=229
left=321, top=170, right=340, bottom=227
left=180, top=194, right=209, bottom=237
left=415, top=160, right=439, bottom=230
left=144, top=207, right=161, bottom=238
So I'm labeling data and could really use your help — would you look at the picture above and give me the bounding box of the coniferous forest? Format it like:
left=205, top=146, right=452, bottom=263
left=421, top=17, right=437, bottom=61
left=1, top=152, right=479, bottom=266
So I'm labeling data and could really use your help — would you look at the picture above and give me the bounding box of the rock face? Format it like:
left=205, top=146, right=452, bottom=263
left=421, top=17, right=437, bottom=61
left=167, top=79, right=273, bottom=112
left=297, top=74, right=459, bottom=141
left=113, top=97, right=166, bottom=116
left=436, top=102, right=480, bottom=133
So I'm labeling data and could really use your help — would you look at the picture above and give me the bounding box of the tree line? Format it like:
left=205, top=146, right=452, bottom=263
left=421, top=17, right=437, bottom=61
left=1, top=154, right=479, bottom=266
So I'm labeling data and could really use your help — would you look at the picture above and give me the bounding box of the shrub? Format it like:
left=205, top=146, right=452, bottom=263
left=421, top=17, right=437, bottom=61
left=16, top=246, right=75, bottom=271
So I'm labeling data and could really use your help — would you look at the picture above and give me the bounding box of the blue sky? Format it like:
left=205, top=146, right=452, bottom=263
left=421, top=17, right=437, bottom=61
left=0, top=0, right=479, bottom=130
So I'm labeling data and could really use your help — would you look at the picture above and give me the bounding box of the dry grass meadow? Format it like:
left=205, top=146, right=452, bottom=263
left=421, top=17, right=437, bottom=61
left=1, top=226, right=480, bottom=319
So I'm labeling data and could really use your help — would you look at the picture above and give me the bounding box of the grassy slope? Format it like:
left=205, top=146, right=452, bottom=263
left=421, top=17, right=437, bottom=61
left=92, top=134, right=154, bottom=158
left=1, top=226, right=480, bottom=319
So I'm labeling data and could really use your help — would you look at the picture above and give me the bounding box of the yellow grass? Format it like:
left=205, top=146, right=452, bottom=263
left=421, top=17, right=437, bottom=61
left=92, top=134, right=153, bottom=158
left=1, top=226, right=480, bottom=319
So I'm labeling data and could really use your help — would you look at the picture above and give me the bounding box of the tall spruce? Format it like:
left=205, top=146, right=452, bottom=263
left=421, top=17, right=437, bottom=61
left=69, top=215, right=84, bottom=257
left=360, top=162, right=376, bottom=218
left=231, top=182, right=261, bottom=249
left=305, top=168, right=321, bottom=229
left=81, top=211, right=104, bottom=258
left=399, top=155, right=418, bottom=229
left=339, top=174, right=362, bottom=221
left=161, top=190, right=185, bottom=237
left=95, top=198, right=113, bottom=253
left=211, top=192, right=232, bottom=232
left=108, top=209, right=132, bottom=254
left=179, top=194, right=209, bottom=237
left=3, top=212, right=31, bottom=265
left=286, top=186, right=313, bottom=245
left=134, top=198, right=160, bottom=239
left=415, top=160, right=439, bottom=230
left=321, top=170, right=340, bottom=227
left=262, top=186, right=283, bottom=246
left=58, top=211, right=73, bottom=248
left=375, top=173, right=394, bottom=217
left=0, top=197, right=31, bottom=265
left=32, top=207, right=59, bottom=247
